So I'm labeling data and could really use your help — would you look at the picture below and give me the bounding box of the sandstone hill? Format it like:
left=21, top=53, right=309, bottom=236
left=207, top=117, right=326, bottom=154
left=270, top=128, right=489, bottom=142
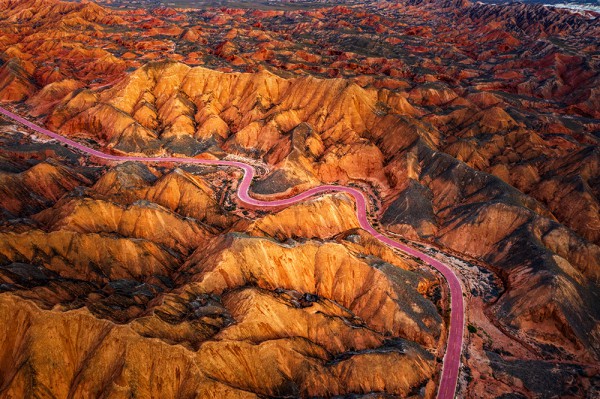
left=0, top=0, right=599, bottom=397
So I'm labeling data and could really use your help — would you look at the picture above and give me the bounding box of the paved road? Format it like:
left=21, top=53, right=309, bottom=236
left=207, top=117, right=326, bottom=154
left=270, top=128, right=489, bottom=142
left=0, top=106, right=464, bottom=399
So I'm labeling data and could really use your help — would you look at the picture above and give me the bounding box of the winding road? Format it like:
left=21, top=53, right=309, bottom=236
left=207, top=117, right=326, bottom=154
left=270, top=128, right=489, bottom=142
left=0, top=106, right=464, bottom=399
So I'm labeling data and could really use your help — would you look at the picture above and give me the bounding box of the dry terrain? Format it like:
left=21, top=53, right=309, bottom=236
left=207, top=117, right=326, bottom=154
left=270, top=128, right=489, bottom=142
left=0, top=0, right=598, bottom=397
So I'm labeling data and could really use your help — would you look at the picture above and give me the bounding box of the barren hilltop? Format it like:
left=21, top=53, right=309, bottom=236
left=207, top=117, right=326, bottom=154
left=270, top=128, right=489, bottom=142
left=0, top=0, right=598, bottom=397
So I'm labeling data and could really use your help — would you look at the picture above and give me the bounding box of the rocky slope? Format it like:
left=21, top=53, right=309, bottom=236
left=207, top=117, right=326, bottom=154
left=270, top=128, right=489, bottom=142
left=0, top=126, right=443, bottom=398
left=0, top=0, right=599, bottom=397
left=30, top=59, right=599, bottom=366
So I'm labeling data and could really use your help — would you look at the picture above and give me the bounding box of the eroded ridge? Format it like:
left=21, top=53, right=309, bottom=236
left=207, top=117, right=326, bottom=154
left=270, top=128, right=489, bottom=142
left=0, top=105, right=464, bottom=399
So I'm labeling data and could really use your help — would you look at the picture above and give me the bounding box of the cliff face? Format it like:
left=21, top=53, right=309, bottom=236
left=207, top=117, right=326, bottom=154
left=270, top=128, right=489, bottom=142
left=0, top=0, right=599, bottom=397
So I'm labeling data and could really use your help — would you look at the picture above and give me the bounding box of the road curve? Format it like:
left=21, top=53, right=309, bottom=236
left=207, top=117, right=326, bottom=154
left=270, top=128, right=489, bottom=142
left=0, top=106, right=464, bottom=399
